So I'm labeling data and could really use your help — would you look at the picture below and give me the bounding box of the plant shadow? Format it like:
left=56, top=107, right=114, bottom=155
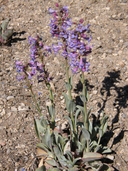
left=74, top=79, right=94, bottom=106
left=5, top=31, right=26, bottom=46
left=99, top=70, right=128, bottom=147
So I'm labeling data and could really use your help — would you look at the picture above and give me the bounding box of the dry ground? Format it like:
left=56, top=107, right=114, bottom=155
left=0, top=0, right=128, bottom=170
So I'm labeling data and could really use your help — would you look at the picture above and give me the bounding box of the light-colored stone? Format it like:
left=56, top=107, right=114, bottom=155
left=7, top=96, right=14, bottom=101
left=11, top=107, right=17, bottom=112
left=18, top=105, right=29, bottom=111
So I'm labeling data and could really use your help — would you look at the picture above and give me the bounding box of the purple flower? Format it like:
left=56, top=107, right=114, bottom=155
left=85, top=24, right=91, bottom=32
left=55, top=3, right=59, bottom=7
left=28, top=36, right=37, bottom=45
left=76, top=24, right=87, bottom=33
left=79, top=57, right=90, bottom=72
left=49, top=19, right=60, bottom=37
left=79, top=19, right=84, bottom=23
left=49, top=8, right=56, bottom=14
left=52, top=42, right=62, bottom=56
left=30, top=45, right=37, bottom=61
left=15, top=61, right=25, bottom=73
left=16, top=74, right=25, bottom=81
left=70, top=58, right=79, bottom=74
left=61, top=50, right=68, bottom=58
left=38, top=92, right=41, bottom=95
left=63, top=6, right=68, bottom=15
left=44, top=46, right=52, bottom=54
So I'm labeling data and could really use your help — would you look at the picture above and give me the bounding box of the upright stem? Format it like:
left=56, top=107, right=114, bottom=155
left=65, top=58, right=76, bottom=134
left=65, top=59, right=72, bottom=100
left=82, top=72, right=88, bottom=131
left=26, top=79, right=42, bottom=116
left=47, top=84, right=53, bottom=106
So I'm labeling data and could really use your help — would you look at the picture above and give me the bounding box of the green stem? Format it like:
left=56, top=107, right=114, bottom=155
left=82, top=72, right=88, bottom=131
left=26, top=78, right=42, bottom=116
left=47, top=84, right=53, bottom=106
left=65, top=59, right=72, bottom=100
left=65, top=58, right=76, bottom=135
left=87, top=140, right=89, bottom=152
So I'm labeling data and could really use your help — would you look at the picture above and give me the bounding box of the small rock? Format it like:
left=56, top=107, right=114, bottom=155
left=61, top=121, right=68, bottom=130
left=0, top=109, right=5, bottom=117
left=54, top=57, right=60, bottom=64
left=46, top=101, right=51, bottom=106
left=7, top=96, right=14, bottom=101
left=101, top=53, right=106, bottom=59
left=11, top=106, right=17, bottom=112
left=0, top=140, right=6, bottom=146
left=0, top=72, right=3, bottom=76
left=92, top=90, right=98, bottom=95
left=60, top=96, right=64, bottom=100
left=97, top=37, right=100, bottom=40
left=111, top=15, right=118, bottom=20
left=18, top=105, right=29, bottom=111
left=118, top=51, right=122, bottom=55
left=120, top=0, right=127, bottom=3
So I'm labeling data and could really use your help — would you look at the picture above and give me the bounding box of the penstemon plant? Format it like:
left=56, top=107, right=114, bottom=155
left=16, top=3, right=113, bottom=171
left=0, top=19, right=13, bottom=45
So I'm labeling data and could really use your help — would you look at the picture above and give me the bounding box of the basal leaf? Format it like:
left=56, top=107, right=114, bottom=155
left=1, top=19, right=9, bottom=31
left=48, top=168, right=60, bottom=171
left=75, top=108, right=81, bottom=126
left=2, top=29, right=13, bottom=40
left=82, top=152, right=103, bottom=162
left=65, top=82, right=72, bottom=91
left=47, top=105, right=55, bottom=119
left=45, top=159, right=57, bottom=167
left=53, top=145, right=61, bottom=158
left=80, top=94, right=87, bottom=103
left=65, top=116, right=73, bottom=132
left=88, top=120, right=93, bottom=134
left=81, top=127, right=90, bottom=142
left=63, top=93, right=70, bottom=111
left=36, top=165, right=46, bottom=171
left=34, top=118, right=45, bottom=139
left=103, top=120, right=108, bottom=135
left=102, top=147, right=112, bottom=154
left=68, top=100, right=76, bottom=113
left=76, top=105, right=85, bottom=118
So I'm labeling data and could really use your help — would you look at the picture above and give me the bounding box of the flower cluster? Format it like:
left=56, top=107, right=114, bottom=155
left=16, top=35, right=51, bottom=83
left=67, top=22, right=92, bottom=73
left=49, top=4, right=92, bottom=74
left=49, top=4, right=72, bottom=39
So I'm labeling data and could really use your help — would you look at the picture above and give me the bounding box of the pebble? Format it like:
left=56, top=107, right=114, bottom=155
left=7, top=96, right=14, bottom=101
left=120, top=0, right=127, bottom=3
left=61, top=121, right=68, bottom=130
left=92, top=90, right=98, bottom=95
left=18, top=105, right=29, bottom=111
left=0, top=109, right=5, bottom=117
left=11, top=106, right=17, bottom=112
left=101, top=53, right=106, bottom=59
